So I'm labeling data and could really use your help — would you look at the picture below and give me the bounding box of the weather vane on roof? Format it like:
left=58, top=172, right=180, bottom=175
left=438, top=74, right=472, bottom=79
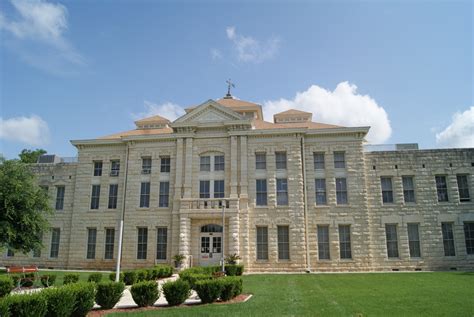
left=225, top=79, right=235, bottom=99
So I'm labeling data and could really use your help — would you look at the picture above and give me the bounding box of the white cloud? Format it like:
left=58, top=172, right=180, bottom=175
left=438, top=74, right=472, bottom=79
left=0, top=115, right=50, bottom=146
left=0, top=0, right=84, bottom=72
left=436, top=107, right=474, bottom=148
left=132, top=100, right=185, bottom=122
left=226, top=26, right=280, bottom=63
left=263, top=82, right=392, bottom=143
left=210, top=48, right=223, bottom=60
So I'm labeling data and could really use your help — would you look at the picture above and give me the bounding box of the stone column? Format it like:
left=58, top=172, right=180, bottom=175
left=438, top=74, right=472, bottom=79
left=240, top=136, right=248, bottom=199
left=178, top=216, right=191, bottom=268
left=229, top=216, right=240, bottom=256
left=174, top=138, right=184, bottom=202
left=183, top=138, right=193, bottom=198
left=230, top=136, right=238, bottom=198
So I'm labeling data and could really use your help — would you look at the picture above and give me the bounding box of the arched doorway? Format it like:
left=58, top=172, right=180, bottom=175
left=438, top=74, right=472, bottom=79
left=200, top=224, right=223, bottom=266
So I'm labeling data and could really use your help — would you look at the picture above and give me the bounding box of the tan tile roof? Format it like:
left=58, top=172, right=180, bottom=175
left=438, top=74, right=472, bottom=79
left=134, top=114, right=170, bottom=124
left=274, top=109, right=312, bottom=116
left=253, top=119, right=342, bottom=130
left=215, top=98, right=261, bottom=109
left=99, top=127, right=173, bottom=139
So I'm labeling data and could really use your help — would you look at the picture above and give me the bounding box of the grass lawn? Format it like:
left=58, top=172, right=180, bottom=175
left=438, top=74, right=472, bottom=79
left=0, top=269, right=111, bottom=285
left=109, top=272, right=474, bottom=317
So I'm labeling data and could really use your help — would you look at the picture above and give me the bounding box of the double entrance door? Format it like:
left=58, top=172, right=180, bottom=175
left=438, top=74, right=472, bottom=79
left=200, top=232, right=222, bottom=266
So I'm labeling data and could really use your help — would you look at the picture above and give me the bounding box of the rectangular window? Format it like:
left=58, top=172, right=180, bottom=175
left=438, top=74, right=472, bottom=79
left=214, top=180, right=225, bottom=198
left=275, top=152, right=287, bottom=169
left=214, top=155, right=225, bottom=171
left=315, top=178, right=327, bottom=205
left=199, top=180, right=210, bottom=198
left=436, top=176, right=449, bottom=202
left=110, top=160, right=120, bottom=177
left=256, top=179, right=267, bottom=206
left=156, top=227, right=168, bottom=260
left=277, top=225, right=290, bottom=260
left=441, top=222, right=455, bottom=256
left=93, top=161, right=103, bottom=176
left=385, top=224, right=399, bottom=258
left=55, top=186, right=65, bottom=210
left=314, top=153, right=325, bottom=170
left=408, top=223, right=421, bottom=258
left=159, top=182, right=170, bottom=207
left=139, top=182, right=150, bottom=208
left=276, top=178, right=288, bottom=206
left=86, top=228, right=97, bottom=259
left=7, top=249, right=14, bottom=257
left=464, top=222, right=474, bottom=255
left=317, top=225, right=330, bottom=260
left=108, top=184, right=118, bottom=209
left=200, top=156, right=210, bottom=171
left=255, top=153, right=266, bottom=170
left=336, top=178, right=348, bottom=205
left=104, top=228, right=115, bottom=260
left=334, top=151, right=345, bottom=168
left=50, top=228, right=60, bottom=258
left=142, top=157, right=152, bottom=174
left=160, top=157, right=170, bottom=173
left=339, top=225, right=351, bottom=259
left=381, top=177, right=394, bottom=204
left=402, top=176, right=416, bottom=203
left=137, top=227, right=148, bottom=260
left=457, top=175, right=470, bottom=202
left=256, top=226, right=268, bottom=260
left=90, top=185, right=100, bottom=209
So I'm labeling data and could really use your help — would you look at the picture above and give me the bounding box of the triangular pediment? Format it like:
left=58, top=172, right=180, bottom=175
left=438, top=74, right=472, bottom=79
left=173, top=99, right=244, bottom=124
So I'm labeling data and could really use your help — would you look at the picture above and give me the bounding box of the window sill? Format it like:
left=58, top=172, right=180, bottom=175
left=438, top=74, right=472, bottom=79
left=255, top=260, right=269, bottom=263
left=314, top=204, right=329, bottom=208
left=339, top=259, right=354, bottom=262
left=137, top=208, right=150, bottom=211
left=334, top=204, right=350, bottom=207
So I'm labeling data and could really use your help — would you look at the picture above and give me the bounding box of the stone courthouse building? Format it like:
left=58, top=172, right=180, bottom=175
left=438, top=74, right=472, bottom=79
left=4, top=93, right=474, bottom=272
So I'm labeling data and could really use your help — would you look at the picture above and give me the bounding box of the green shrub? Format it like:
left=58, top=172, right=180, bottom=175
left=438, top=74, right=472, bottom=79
left=63, top=273, right=80, bottom=285
left=40, top=275, right=57, bottom=287
left=0, top=297, right=10, bottom=317
left=68, top=282, right=96, bottom=317
left=130, top=281, right=160, bottom=307
left=220, top=277, right=243, bottom=301
left=6, top=292, right=47, bottom=317
left=42, top=286, right=75, bottom=317
left=87, top=273, right=103, bottom=283
left=108, top=272, right=124, bottom=282
left=162, top=279, right=190, bottom=306
left=95, top=281, right=124, bottom=309
left=156, top=265, right=173, bottom=278
left=123, top=271, right=137, bottom=285
left=225, top=264, right=244, bottom=276
left=0, top=276, right=14, bottom=297
left=194, top=279, right=223, bottom=304
left=135, top=269, right=149, bottom=282
left=180, top=273, right=212, bottom=290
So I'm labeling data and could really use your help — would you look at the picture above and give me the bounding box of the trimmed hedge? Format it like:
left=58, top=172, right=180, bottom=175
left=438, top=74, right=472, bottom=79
left=69, top=282, right=96, bottom=317
left=109, top=272, right=124, bottom=282
left=63, top=273, right=80, bottom=285
left=42, top=286, right=75, bottom=317
left=162, top=279, right=190, bottom=306
left=95, top=281, right=124, bottom=309
left=0, top=298, right=9, bottom=317
left=5, top=292, right=47, bottom=317
left=135, top=269, right=149, bottom=282
left=0, top=276, right=14, bottom=297
left=40, top=275, right=56, bottom=287
left=220, top=277, right=243, bottom=301
left=130, top=281, right=160, bottom=307
left=180, top=273, right=212, bottom=290
left=225, top=264, right=244, bottom=276
left=87, top=273, right=103, bottom=283
left=194, top=279, right=222, bottom=304
left=123, top=271, right=137, bottom=285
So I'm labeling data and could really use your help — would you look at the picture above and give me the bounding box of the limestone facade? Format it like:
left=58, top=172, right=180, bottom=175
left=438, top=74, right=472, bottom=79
left=3, top=97, right=473, bottom=272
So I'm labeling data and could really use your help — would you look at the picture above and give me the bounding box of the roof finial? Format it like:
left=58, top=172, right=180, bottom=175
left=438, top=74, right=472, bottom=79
left=225, top=79, right=235, bottom=99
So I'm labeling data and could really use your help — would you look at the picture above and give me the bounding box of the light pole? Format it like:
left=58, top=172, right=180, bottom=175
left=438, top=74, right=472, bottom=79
left=221, top=199, right=225, bottom=273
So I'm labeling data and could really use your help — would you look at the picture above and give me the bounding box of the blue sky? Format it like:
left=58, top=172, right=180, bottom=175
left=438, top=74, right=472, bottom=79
left=1, top=0, right=473, bottom=159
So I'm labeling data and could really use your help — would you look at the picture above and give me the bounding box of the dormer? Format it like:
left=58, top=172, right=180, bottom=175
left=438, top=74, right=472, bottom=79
left=134, top=115, right=171, bottom=129
left=273, top=109, right=312, bottom=124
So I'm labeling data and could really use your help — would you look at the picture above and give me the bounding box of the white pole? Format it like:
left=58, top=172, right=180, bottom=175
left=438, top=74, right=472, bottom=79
left=115, top=220, right=124, bottom=282
left=221, top=200, right=225, bottom=273
left=116, top=143, right=130, bottom=282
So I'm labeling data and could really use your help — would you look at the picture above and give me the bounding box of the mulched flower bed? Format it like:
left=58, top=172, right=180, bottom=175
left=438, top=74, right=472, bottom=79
left=87, top=294, right=252, bottom=317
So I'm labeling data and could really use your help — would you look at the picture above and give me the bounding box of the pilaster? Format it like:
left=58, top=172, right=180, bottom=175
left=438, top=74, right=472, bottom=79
left=230, top=135, right=238, bottom=198
left=184, top=138, right=193, bottom=198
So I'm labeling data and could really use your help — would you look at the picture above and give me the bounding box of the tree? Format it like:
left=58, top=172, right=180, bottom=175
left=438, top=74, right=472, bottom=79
left=19, top=148, right=47, bottom=164
left=0, top=158, right=52, bottom=253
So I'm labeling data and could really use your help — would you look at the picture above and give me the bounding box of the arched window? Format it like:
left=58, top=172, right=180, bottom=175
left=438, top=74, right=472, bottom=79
left=201, top=224, right=223, bottom=233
